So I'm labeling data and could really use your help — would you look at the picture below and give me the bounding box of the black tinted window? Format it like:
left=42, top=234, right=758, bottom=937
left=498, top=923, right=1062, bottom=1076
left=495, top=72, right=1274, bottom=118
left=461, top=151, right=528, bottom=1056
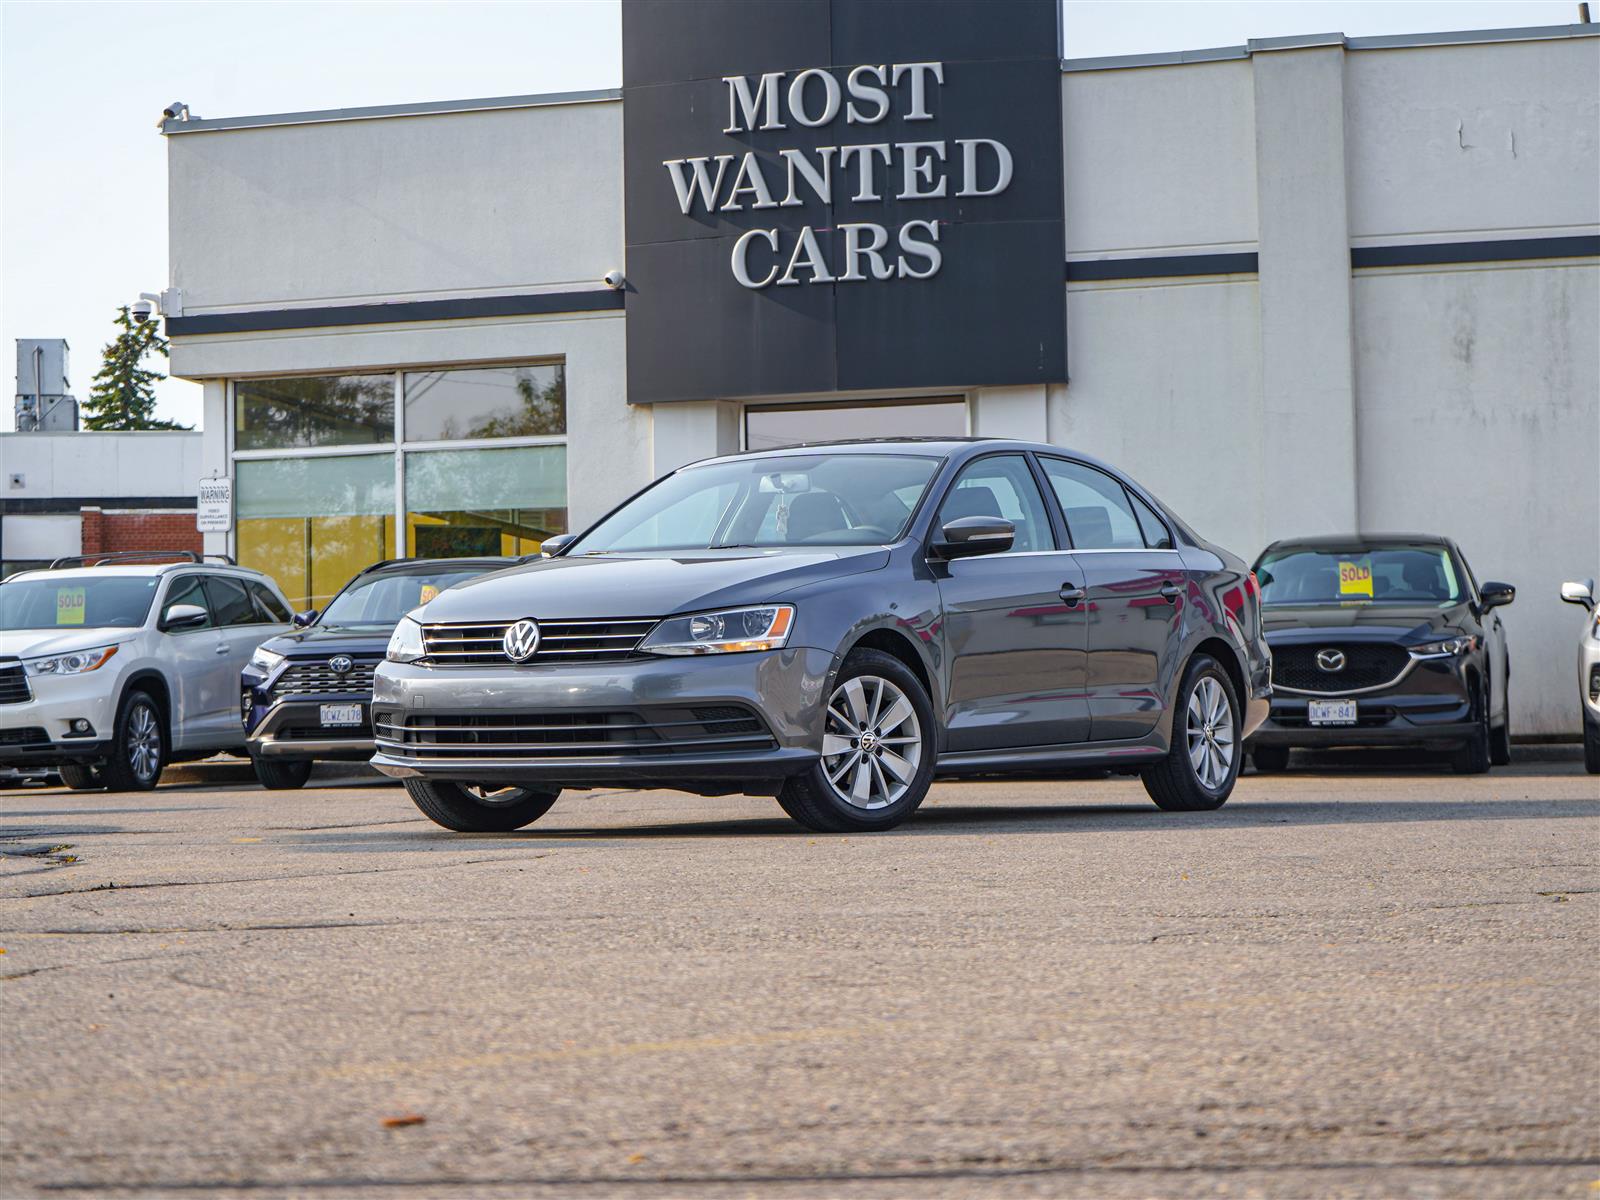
left=248, top=582, right=291, bottom=623
left=161, top=576, right=213, bottom=629
left=204, top=576, right=258, bottom=626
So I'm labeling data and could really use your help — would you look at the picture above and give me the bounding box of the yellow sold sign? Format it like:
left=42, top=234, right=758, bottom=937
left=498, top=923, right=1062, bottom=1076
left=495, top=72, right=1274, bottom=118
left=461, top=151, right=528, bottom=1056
left=1338, top=560, right=1373, bottom=598
left=56, top=586, right=86, bottom=625
left=418, top=584, right=440, bottom=605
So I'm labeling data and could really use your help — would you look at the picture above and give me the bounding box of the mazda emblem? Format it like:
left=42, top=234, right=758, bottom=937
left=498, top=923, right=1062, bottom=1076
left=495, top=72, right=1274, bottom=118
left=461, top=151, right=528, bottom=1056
left=502, top=619, right=541, bottom=663
left=328, top=654, right=354, bottom=675
left=1315, top=648, right=1346, bottom=672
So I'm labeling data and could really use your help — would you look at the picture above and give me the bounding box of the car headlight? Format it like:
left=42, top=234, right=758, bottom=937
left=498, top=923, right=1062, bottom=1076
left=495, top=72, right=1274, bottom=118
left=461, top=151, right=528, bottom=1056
left=248, top=646, right=285, bottom=674
left=23, top=645, right=118, bottom=676
left=1410, top=636, right=1478, bottom=658
left=387, top=614, right=426, bottom=663
left=640, top=605, right=794, bottom=655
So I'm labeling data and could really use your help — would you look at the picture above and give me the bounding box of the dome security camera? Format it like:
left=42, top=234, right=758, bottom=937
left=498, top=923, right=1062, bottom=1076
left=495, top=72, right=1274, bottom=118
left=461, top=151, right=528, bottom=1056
left=603, top=269, right=626, bottom=290
left=130, top=298, right=155, bottom=323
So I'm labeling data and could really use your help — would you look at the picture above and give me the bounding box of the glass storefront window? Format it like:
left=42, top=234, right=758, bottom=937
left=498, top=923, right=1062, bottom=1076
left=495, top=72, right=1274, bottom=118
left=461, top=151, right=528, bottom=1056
left=745, top=397, right=966, bottom=451
left=236, top=374, right=394, bottom=450
left=405, top=445, right=567, bottom=557
left=236, top=455, right=396, bottom=612
left=403, top=365, right=565, bottom=442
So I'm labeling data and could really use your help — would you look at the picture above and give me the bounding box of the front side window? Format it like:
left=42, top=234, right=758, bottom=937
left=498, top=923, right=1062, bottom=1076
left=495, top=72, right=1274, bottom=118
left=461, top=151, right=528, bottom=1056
left=1039, top=458, right=1146, bottom=550
left=0, top=576, right=161, bottom=630
left=160, top=576, right=213, bottom=629
left=570, top=453, right=941, bottom=554
left=935, top=454, right=1055, bottom=553
left=1257, top=545, right=1464, bottom=606
left=403, top=365, right=565, bottom=441
left=235, top=374, right=394, bottom=450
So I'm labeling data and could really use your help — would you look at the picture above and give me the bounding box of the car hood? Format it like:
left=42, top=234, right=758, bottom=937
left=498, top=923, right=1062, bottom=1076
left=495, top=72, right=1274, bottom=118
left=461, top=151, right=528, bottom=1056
left=1263, top=602, right=1473, bottom=643
left=261, top=625, right=394, bottom=657
left=0, top=627, right=143, bottom=660
left=417, top=548, right=891, bottom=622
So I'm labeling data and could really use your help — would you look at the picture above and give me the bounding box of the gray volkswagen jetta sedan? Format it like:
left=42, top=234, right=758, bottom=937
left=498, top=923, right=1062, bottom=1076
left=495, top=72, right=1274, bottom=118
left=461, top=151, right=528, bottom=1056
left=371, top=439, right=1270, bottom=833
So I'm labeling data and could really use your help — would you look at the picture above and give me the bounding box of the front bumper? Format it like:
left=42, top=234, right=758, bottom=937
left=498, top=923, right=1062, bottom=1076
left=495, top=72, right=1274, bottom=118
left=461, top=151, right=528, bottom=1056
left=369, top=647, right=834, bottom=789
left=1250, top=654, right=1478, bottom=749
left=0, top=669, right=121, bottom=768
left=245, top=699, right=375, bottom=760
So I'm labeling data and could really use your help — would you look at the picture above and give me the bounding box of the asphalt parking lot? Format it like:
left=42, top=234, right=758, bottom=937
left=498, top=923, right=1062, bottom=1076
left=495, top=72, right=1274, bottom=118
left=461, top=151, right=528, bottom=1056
left=2, top=758, right=1596, bottom=1199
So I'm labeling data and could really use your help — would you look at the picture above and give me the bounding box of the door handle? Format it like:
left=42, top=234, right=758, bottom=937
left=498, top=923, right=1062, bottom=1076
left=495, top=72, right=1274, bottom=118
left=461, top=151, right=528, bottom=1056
left=1159, top=581, right=1181, bottom=604
left=1059, top=584, right=1086, bottom=607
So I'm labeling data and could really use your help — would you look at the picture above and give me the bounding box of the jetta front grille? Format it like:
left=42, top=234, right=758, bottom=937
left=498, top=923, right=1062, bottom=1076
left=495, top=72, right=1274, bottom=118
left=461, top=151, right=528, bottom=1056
left=374, top=705, right=774, bottom=761
left=271, top=660, right=379, bottom=697
left=0, top=663, right=31, bottom=705
left=420, top=618, right=658, bottom=666
left=1272, top=643, right=1412, bottom=693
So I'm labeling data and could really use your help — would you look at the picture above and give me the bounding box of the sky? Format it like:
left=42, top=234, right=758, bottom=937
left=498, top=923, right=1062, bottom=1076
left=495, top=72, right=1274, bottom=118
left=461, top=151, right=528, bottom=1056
left=1, top=0, right=1578, bottom=431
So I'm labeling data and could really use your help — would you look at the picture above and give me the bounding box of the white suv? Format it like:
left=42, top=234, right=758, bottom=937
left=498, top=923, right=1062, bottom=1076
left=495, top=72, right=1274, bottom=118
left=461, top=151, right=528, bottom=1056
left=0, top=554, right=293, bottom=791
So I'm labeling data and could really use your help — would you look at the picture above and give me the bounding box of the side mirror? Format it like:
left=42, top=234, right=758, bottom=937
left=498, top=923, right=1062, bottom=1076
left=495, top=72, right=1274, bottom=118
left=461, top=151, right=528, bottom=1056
left=1560, top=579, right=1595, bottom=611
left=541, top=533, right=577, bottom=558
left=1479, top=581, right=1515, bottom=610
left=160, top=603, right=208, bottom=631
left=933, top=516, right=1015, bottom=560
left=292, top=609, right=319, bottom=627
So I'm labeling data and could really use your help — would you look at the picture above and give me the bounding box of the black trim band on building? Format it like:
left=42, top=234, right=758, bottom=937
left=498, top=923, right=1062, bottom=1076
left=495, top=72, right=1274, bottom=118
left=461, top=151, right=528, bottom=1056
left=1351, top=234, right=1600, bottom=269
left=0, top=497, right=198, bottom=515
left=1066, top=252, right=1259, bottom=281
left=164, top=289, right=625, bottom=336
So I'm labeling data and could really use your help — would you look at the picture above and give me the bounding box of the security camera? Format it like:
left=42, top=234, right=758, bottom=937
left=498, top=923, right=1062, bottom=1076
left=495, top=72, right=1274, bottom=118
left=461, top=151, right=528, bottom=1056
left=163, top=101, right=190, bottom=121
left=130, top=298, right=155, bottom=323
left=603, top=269, right=626, bottom=290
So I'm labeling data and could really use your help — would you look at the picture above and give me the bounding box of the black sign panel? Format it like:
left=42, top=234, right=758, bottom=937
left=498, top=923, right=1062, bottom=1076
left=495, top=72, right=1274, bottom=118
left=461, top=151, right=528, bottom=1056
left=621, top=0, right=1066, bottom=404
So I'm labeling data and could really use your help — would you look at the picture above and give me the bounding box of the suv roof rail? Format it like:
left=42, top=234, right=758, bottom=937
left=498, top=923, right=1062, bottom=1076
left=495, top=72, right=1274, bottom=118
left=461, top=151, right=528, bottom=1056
left=46, top=550, right=238, bottom=570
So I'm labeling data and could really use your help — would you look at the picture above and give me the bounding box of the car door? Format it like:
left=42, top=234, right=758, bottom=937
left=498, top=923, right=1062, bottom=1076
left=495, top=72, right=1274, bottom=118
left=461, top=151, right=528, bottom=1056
left=933, top=453, right=1090, bottom=751
left=1039, top=457, right=1186, bottom=743
left=203, top=575, right=281, bottom=749
left=156, top=573, right=232, bottom=748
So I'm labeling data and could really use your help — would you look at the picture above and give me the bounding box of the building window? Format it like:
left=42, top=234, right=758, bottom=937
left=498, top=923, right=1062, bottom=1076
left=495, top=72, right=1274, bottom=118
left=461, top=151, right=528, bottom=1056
left=229, top=364, right=568, bottom=607
left=235, top=374, right=395, bottom=451
left=744, top=396, right=967, bottom=450
left=403, top=364, right=565, bottom=441
left=405, top=444, right=567, bottom=557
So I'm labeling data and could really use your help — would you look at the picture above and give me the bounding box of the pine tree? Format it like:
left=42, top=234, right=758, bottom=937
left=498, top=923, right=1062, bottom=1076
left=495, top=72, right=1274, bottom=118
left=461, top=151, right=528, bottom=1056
left=81, top=306, right=190, bottom=430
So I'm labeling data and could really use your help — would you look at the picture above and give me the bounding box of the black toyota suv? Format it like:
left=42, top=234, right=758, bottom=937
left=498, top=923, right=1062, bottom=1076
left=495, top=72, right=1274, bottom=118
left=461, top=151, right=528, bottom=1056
left=1247, top=534, right=1514, bottom=774
left=241, top=558, right=523, bottom=788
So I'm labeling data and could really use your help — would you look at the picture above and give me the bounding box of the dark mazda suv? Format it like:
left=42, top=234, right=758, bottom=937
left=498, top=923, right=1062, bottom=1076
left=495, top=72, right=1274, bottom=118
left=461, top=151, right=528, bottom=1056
left=241, top=557, right=523, bottom=788
left=371, top=439, right=1270, bottom=833
left=1247, top=534, right=1514, bottom=774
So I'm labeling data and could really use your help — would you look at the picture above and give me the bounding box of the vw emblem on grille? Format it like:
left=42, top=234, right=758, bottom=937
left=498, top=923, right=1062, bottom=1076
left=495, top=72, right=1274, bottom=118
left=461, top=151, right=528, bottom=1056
left=328, top=655, right=354, bottom=675
left=503, top=619, right=542, bottom=663
left=1315, top=648, right=1347, bottom=672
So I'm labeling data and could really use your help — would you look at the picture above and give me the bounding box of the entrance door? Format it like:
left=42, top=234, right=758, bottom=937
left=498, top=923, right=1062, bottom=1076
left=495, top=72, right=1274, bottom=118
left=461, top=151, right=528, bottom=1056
left=933, top=453, right=1090, bottom=751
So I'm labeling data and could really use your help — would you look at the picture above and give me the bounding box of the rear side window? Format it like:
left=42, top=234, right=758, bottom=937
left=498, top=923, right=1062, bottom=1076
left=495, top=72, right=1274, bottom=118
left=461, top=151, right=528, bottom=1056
left=204, top=576, right=258, bottom=626
left=1128, top=491, right=1173, bottom=550
left=1039, top=459, right=1145, bottom=550
left=161, top=576, right=213, bottom=629
left=247, top=582, right=291, bottom=623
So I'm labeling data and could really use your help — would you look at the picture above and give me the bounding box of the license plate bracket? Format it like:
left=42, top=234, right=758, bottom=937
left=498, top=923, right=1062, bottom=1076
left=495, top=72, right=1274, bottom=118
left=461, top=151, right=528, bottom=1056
left=1308, top=699, right=1357, bottom=726
left=319, top=703, right=364, bottom=728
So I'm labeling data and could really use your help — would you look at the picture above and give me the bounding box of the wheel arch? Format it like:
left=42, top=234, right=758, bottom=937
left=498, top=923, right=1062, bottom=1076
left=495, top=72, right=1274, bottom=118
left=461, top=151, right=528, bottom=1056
left=120, top=670, right=174, bottom=742
left=1190, top=636, right=1247, bottom=716
left=837, top=626, right=939, bottom=711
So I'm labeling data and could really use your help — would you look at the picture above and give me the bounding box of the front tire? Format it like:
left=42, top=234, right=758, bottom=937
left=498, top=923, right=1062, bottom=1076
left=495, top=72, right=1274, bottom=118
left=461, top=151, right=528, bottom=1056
left=99, top=691, right=166, bottom=792
left=1451, top=683, right=1492, bottom=775
left=404, top=779, right=559, bottom=832
left=1489, top=677, right=1512, bottom=767
left=1583, top=712, right=1600, bottom=775
left=776, top=649, right=936, bottom=833
left=1143, top=655, right=1241, bottom=812
left=252, top=755, right=313, bottom=790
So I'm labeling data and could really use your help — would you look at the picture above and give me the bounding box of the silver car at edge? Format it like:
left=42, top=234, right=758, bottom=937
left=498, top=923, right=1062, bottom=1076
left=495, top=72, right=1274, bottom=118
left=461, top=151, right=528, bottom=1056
left=371, top=438, right=1271, bottom=834
left=1559, top=578, right=1600, bottom=773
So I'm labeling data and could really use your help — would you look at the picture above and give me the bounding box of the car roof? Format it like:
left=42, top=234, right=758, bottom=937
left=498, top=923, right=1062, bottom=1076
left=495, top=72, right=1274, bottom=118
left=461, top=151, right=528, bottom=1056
left=692, top=436, right=1117, bottom=468
left=357, top=557, right=523, bottom=576
left=1263, top=533, right=1454, bottom=552
left=6, top=562, right=273, bottom=581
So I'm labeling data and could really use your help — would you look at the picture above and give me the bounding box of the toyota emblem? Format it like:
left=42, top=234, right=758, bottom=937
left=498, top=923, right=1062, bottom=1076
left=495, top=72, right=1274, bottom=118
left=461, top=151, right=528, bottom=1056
left=1315, top=648, right=1346, bottom=672
left=502, top=619, right=541, bottom=663
left=328, top=654, right=354, bottom=675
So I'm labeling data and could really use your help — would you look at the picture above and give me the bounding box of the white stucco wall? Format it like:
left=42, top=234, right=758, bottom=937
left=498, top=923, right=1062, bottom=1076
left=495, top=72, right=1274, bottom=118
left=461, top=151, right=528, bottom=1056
left=0, top=431, right=204, bottom=501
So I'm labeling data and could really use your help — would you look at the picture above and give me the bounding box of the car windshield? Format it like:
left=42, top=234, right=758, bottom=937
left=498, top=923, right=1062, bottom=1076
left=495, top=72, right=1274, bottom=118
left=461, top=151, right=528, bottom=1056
left=1257, top=545, right=1464, bottom=606
left=319, top=568, right=495, bottom=627
left=0, top=575, right=161, bottom=630
left=569, top=453, right=943, bottom=554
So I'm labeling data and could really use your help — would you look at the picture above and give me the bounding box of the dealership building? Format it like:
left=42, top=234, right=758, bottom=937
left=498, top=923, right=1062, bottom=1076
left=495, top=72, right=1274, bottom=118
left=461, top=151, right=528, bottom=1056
left=158, top=5, right=1597, bottom=735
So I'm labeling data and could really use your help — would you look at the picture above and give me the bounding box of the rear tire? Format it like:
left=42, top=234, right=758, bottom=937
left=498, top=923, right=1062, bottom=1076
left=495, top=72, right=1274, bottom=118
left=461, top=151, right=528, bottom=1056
left=776, top=649, right=936, bottom=833
left=252, top=755, right=313, bottom=790
left=99, top=691, right=166, bottom=793
left=1451, top=683, right=1492, bottom=775
left=1584, top=712, right=1600, bottom=776
left=404, top=779, right=559, bottom=832
left=1142, top=654, right=1241, bottom=812
left=1251, top=744, right=1290, bottom=773
left=58, top=764, right=102, bottom=791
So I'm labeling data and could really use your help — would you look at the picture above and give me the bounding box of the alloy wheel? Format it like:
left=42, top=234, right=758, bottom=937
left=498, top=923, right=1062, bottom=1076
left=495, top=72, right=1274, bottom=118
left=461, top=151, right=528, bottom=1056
left=821, top=674, right=923, bottom=811
left=1185, top=676, right=1235, bottom=791
left=127, top=703, right=162, bottom=783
